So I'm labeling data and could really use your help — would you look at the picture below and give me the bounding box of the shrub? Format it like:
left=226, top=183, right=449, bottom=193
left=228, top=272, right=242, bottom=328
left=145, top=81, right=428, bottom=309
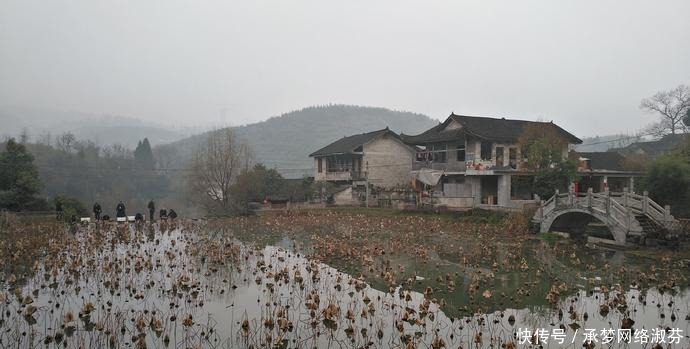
left=54, top=196, right=88, bottom=222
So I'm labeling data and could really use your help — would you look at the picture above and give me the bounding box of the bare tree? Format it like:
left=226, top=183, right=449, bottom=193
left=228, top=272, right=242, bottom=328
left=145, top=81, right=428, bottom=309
left=55, top=132, right=77, bottom=153
left=640, top=84, right=690, bottom=135
left=188, top=128, right=252, bottom=214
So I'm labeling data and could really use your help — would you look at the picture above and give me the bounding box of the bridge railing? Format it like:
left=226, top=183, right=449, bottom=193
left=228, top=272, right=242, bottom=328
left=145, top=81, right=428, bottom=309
left=608, top=196, right=631, bottom=231
left=615, top=190, right=674, bottom=227
left=536, top=188, right=676, bottom=230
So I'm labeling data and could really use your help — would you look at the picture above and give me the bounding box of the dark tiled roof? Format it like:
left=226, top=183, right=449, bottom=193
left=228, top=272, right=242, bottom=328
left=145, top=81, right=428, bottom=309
left=400, top=122, right=463, bottom=143
left=309, top=128, right=400, bottom=157
left=401, top=113, right=582, bottom=144
left=576, top=151, right=628, bottom=171
left=620, top=134, right=688, bottom=156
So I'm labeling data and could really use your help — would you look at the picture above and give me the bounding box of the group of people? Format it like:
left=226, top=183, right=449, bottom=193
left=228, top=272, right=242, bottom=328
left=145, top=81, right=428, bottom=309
left=106, top=200, right=177, bottom=221
left=55, top=199, right=178, bottom=222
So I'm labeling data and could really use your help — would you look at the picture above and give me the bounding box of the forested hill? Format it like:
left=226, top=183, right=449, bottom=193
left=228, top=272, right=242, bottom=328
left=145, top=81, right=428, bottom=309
left=155, top=105, right=439, bottom=177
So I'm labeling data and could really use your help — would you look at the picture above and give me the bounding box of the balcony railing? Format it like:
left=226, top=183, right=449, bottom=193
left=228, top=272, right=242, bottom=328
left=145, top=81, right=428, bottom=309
left=324, top=171, right=352, bottom=181
left=320, top=170, right=365, bottom=181
left=412, top=161, right=466, bottom=172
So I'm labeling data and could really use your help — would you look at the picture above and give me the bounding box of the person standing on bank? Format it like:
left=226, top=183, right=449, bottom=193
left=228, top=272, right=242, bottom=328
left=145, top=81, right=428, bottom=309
left=93, top=202, right=102, bottom=221
left=148, top=200, right=155, bottom=222
left=55, top=199, right=63, bottom=221
left=116, top=201, right=126, bottom=218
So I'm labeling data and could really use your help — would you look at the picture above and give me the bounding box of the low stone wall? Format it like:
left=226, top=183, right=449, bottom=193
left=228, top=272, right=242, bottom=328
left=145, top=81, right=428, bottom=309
left=435, top=197, right=474, bottom=209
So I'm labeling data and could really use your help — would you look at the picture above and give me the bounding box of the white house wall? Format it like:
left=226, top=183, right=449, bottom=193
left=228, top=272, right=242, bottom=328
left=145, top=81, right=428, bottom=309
left=314, top=157, right=325, bottom=181
left=363, top=136, right=414, bottom=188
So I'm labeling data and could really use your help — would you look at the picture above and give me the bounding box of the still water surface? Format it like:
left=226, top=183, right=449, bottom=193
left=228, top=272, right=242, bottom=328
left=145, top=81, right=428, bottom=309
left=2, top=217, right=689, bottom=348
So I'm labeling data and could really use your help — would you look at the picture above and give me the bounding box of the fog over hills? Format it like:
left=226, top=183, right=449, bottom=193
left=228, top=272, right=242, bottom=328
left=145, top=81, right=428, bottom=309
left=0, top=106, right=196, bottom=149
left=155, top=105, right=439, bottom=178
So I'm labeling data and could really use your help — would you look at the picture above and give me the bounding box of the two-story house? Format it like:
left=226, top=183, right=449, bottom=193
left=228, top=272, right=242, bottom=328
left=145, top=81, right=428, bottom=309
left=309, top=127, right=415, bottom=189
left=402, top=113, right=582, bottom=208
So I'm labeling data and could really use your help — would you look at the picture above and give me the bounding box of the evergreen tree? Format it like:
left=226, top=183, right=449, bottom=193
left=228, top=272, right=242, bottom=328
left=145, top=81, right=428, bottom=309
left=0, top=138, right=43, bottom=210
left=134, top=138, right=155, bottom=169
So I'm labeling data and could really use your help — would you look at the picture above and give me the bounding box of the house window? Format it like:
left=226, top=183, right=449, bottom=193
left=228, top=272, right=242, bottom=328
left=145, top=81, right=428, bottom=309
left=509, top=148, right=517, bottom=169
left=432, top=144, right=447, bottom=163
left=456, top=144, right=466, bottom=162
left=495, top=146, right=504, bottom=167
left=480, top=142, right=492, bottom=161
left=522, top=147, right=529, bottom=161
left=333, top=157, right=352, bottom=172
left=415, top=147, right=428, bottom=162
left=317, top=158, right=323, bottom=173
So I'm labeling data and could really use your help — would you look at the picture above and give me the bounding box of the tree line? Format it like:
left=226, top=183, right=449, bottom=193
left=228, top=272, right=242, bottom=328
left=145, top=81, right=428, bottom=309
left=0, top=129, right=319, bottom=218
left=0, top=132, right=169, bottom=218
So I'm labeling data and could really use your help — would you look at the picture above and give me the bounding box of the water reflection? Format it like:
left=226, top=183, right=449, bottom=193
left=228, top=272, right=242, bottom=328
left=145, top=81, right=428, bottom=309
left=1, top=218, right=688, bottom=348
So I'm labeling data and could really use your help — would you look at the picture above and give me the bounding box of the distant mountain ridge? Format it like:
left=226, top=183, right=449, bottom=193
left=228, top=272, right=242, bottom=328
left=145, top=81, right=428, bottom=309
left=156, top=105, right=439, bottom=178
left=0, top=106, right=194, bottom=149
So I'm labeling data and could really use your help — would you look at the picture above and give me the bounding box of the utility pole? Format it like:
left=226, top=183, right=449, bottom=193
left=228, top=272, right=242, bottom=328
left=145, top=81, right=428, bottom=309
left=365, top=162, right=369, bottom=208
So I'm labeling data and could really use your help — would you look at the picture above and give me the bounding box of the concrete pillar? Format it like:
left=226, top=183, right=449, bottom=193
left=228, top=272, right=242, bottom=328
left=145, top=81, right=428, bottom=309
left=629, top=177, right=635, bottom=193
left=605, top=190, right=611, bottom=214
left=587, top=187, right=593, bottom=208
left=642, top=191, right=648, bottom=214
left=497, top=174, right=511, bottom=207
left=623, top=188, right=629, bottom=208
left=471, top=177, right=482, bottom=207
left=540, top=200, right=545, bottom=221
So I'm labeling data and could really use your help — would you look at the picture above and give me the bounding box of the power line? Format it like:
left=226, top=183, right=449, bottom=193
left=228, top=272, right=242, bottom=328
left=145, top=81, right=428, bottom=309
left=577, top=131, right=659, bottom=147
left=32, top=161, right=421, bottom=173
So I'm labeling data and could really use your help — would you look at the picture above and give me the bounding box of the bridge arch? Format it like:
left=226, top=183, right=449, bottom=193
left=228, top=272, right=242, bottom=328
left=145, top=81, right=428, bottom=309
left=534, top=190, right=678, bottom=246
left=540, top=208, right=628, bottom=245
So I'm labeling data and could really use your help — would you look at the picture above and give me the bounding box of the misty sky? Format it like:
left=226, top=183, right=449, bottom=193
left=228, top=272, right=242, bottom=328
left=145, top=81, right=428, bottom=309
left=1, top=0, right=689, bottom=137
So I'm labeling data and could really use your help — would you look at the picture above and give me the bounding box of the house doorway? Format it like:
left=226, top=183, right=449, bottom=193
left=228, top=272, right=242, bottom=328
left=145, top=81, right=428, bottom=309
left=480, top=176, right=498, bottom=205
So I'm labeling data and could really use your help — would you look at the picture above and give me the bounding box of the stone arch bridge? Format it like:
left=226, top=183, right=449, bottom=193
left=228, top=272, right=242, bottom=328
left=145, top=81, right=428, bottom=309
left=533, top=189, right=678, bottom=245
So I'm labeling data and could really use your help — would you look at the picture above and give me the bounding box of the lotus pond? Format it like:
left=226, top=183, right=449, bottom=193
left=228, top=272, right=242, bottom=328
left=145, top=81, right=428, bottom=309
left=1, top=209, right=689, bottom=348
